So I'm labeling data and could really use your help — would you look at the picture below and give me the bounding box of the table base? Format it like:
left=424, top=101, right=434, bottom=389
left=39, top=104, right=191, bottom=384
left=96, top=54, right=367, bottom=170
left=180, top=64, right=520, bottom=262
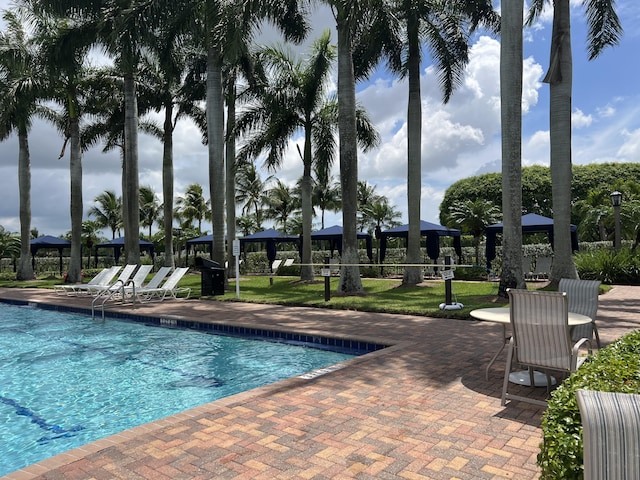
left=509, top=370, right=556, bottom=387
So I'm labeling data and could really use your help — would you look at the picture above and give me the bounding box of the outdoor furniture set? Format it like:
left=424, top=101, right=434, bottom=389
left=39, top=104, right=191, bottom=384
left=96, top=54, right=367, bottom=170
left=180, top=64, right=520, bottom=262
left=471, top=279, right=600, bottom=405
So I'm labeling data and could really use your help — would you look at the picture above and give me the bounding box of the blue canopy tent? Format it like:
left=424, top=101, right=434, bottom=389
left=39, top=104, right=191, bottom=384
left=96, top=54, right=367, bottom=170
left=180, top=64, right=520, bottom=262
left=239, top=229, right=299, bottom=266
left=379, top=220, right=462, bottom=263
left=485, top=213, right=579, bottom=268
left=95, top=237, right=155, bottom=264
left=186, top=234, right=214, bottom=264
left=30, top=235, right=72, bottom=275
left=307, top=225, right=373, bottom=262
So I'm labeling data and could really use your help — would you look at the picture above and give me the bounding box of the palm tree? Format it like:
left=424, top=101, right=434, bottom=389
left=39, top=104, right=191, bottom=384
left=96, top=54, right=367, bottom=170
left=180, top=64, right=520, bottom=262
left=264, top=180, right=300, bottom=235
left=0, top=226, right=21, bottom=269
left=139, top=185, right=162, bottom=239
left=236, top=33, right=335, bottom=281
left=499, top=0, right=525, bottom=295
left=182, top=0, right=308, bottom=270
left=237, top=32, right=379, bottom=281
left=360, top=197, right=402, bottom=263
left=526, top=0, right=622, bottom=283
left=0, top=9, right=47, bottom=280
left=175, top=184, right=210, bottom=233
left=312, top=171, right=341, bottom=230
left=574, top=189, right=613, bottom=242
left=235, top=162, right=272, bottom=231
left=376, top=0, right=498, bottom=287
left=81, top=220, right=102, bottom=268
left=448, top=199, right=500, bottom=265
left=139, top=21, right=207, bottom=268
left=236, top=215, right=258, bottom=237
left=26, top=8, right=96, bottom=283
left=88, top=190, right=122, bottom=239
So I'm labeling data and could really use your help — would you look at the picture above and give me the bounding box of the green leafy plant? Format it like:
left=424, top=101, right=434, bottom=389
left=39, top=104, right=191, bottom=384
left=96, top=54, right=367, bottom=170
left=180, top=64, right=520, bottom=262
left=538, top=330, right=640, bottom=479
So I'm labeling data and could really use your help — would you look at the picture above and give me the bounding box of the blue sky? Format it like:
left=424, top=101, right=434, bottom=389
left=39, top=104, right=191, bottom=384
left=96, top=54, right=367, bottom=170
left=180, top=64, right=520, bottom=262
left=0, top=1, right=639, bottom=239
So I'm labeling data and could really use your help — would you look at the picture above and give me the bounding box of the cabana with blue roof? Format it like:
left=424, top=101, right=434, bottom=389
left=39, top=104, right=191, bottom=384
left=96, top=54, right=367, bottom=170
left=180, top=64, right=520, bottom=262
left=307, top=225, right=373, bottom=262
left=239, top=229, right=299, bottom=267
left=95, top=237, right=155, bottom=264
left=30, top=235, right=72, bottom=275
left=379, top=220, right=462, bottom=263
left=485, top=213, right=579, bottom=269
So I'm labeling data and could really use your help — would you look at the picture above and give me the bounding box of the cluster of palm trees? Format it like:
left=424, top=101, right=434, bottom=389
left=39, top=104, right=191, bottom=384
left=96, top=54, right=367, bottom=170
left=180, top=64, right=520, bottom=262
left=0, top=0, right=621, bottom=294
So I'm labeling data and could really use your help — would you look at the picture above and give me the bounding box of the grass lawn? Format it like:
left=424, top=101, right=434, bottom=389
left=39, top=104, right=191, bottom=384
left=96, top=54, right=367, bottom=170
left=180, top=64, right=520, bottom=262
left=0, top=272, right=515, bottom=320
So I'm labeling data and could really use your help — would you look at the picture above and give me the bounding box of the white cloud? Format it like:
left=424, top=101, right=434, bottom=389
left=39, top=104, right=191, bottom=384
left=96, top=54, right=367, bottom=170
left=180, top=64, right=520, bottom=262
left=597, top=105, right=616, bottom=118
left=617, top=128, right=640, bottom=160
left=572, top=109, right=593, bottom=129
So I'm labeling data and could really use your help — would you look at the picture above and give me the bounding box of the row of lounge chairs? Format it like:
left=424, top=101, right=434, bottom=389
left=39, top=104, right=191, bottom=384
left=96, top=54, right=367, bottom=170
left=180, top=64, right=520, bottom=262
left=54, top=265, right=191, bottom=302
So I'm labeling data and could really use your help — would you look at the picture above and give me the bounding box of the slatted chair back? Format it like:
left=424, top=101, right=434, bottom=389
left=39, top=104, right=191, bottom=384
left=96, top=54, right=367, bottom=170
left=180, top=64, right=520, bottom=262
left=130, top=265, right=153, bottom=288
left=559, top=278, right=601, bottom=347
left=577, top=389, right=640, bottom=480
left=508, top=289, right=572, bottom=371
left=144, top=266, right=171, bottom=289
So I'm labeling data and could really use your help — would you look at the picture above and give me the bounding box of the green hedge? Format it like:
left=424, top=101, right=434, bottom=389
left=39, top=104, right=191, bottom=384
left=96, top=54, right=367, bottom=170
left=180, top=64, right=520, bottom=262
left=537, top=330, right=640, bottom=479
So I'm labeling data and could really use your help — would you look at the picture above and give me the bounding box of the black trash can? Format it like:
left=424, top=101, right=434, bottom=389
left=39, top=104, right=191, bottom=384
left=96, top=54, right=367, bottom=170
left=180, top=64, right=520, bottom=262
left=194, top=257, right=225, bottom=295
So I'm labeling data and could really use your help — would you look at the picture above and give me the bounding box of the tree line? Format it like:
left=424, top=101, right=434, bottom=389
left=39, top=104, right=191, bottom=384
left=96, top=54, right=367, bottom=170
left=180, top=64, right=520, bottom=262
left=0, top=0, right=621, bottom=295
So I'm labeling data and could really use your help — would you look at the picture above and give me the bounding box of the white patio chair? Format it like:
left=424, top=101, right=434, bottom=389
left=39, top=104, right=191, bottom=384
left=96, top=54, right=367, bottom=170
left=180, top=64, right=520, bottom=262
left=502, top=289, right=591, bottom=406
left=577, top=389, right=640, bottom=480
left=559, top=278, right=602, bottom=349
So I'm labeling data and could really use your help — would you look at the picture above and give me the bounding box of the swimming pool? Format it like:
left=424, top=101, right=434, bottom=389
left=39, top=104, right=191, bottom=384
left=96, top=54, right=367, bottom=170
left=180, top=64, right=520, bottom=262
left=0, top=302, right=358, bottom=476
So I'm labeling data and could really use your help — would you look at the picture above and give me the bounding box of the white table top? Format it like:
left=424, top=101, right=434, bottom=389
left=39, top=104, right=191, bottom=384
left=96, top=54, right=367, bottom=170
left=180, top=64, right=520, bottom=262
left=470, top=307, right=591, bottom=326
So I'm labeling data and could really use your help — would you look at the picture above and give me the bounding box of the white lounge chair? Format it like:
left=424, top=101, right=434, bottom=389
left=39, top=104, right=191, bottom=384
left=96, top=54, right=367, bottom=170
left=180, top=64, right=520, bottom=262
left=121, top=266, right=170, bottom=301
left=85, top=264, right=137, bottom=296
left=136, top=267, right=191, bottom=302
left=54, top=266, right=122, bottom=296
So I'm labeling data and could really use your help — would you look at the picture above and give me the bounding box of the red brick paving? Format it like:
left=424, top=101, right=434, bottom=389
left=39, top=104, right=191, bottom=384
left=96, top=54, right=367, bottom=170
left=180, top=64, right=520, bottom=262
left=1, top=285, right=639, bottom=480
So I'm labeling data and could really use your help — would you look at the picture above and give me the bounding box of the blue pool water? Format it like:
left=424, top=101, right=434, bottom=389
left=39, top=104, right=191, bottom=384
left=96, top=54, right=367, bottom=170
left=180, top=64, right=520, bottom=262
left=0, top=303, right=356, bottom=476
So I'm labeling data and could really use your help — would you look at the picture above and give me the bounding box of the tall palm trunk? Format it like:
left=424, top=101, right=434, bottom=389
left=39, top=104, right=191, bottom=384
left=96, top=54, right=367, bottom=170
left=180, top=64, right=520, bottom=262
left=225, top=82, right=237, bottom=278
left=498, top=0, right=525, bottom=296
left=403, top=16, right=423, bottom=286
left=16, top=129, right=34, bottom=280
left=207, top=48, right=226, bottom=268
left=67, top=116, right=83, bottom=282
left=123, top=71, right=140, bottom=264
left=336, top=18, right=363, bottom=294
left=548, top=0, right=577, bottom=282
left=163, top=101, right=175, bottom=268
left=300, top=121, right=314, bottom=281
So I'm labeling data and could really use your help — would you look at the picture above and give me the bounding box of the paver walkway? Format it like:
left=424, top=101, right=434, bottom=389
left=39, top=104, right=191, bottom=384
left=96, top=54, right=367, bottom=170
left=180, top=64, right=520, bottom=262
left=1, top=285, right=639, bottom=480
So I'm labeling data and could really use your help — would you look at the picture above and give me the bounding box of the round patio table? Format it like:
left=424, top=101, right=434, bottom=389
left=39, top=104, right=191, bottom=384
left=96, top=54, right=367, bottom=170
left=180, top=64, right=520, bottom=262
left=470, top=307, right=592, bottom=384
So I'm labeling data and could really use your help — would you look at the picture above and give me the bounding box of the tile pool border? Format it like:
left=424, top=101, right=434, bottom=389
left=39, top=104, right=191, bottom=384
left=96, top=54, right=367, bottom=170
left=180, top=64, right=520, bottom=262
left=0, top=298, right=389, bottom=356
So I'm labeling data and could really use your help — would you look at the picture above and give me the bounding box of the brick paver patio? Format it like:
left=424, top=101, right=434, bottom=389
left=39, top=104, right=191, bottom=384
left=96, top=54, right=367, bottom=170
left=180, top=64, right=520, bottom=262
left=1, top=284, right=639, bottom=480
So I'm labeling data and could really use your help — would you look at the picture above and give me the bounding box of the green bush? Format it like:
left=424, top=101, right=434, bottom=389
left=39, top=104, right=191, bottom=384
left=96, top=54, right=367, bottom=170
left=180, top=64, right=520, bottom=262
left=537, top=330, right=640, bottom=479
left=574, top=247, right=640, bottom=285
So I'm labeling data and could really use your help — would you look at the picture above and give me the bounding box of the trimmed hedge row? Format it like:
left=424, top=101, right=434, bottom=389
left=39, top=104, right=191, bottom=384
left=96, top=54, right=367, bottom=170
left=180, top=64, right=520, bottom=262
left=537, top=330, right=640, bottom=479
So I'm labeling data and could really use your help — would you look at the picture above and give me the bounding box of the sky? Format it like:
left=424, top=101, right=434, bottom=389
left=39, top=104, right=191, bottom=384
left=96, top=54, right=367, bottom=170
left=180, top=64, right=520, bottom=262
left=0, top=1, right=639, bottom=240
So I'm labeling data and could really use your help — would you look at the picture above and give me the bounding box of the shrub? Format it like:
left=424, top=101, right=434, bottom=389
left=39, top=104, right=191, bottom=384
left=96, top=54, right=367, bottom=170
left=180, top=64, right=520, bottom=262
left=537, top=330, right=640, bottom=479
left=574, top=247, right=640, bottom=285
